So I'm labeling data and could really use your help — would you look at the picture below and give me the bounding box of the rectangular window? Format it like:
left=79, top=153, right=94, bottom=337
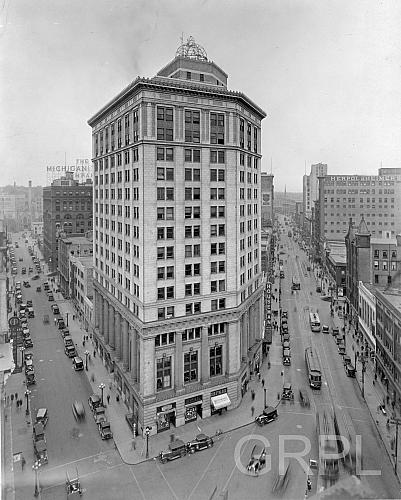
left=210, top=345, right=223, bottom=377
left=157, top=106, right=174, bottom=141
left=185, top=110, right=200, bottom=143
left=210, top=112, right=225, bottom=145
left=185, top=149, right=201, bottom=162
left=156, top=357, right=171, bottom=391
left=183, top=351, right=198, bottom=383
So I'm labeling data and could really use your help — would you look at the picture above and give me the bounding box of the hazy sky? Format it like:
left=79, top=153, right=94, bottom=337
left=1, top=0, right=400, bottom=190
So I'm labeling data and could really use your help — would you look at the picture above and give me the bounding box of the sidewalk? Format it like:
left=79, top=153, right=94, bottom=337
left=3, top=371, right=37, bottom=500
left=333, top=315, right=401, bottom=483
left=55, top=295, right=284, bottom=465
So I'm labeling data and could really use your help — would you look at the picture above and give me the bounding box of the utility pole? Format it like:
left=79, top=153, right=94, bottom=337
left=360, top=354, right=367, bottom=398
left=390, top=417, right=401, bottom=475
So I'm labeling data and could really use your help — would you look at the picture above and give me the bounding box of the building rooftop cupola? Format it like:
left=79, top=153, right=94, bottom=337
left=156, top=35, right=228, bottom=88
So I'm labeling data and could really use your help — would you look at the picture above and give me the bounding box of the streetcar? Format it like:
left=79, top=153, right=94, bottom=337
left=309, top=312, right=321, bottom=332
left=333, top=406, right=361, bottom=476
left=291, top=276, right=300, bottom=290
left=305, top=347, right=322, bottom=389
left=316, top=408, right=339, bottom=486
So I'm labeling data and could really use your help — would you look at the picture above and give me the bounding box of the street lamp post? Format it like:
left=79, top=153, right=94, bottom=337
left=264, top=388, right=267, bottom=409
left=65, top=312, right=69, bottom=327
left=25, top=389, right=31, bottom=416
left=33, top=459, right=41, bottom=497
left=85, top=350, right=89, bottom=371
left=145, top=426, right=152, bottom=459
left=99, top=383, right=105, bottom=406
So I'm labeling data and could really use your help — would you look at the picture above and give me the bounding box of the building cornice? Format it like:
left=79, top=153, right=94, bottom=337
left=88, top=77, right=266, bottom=127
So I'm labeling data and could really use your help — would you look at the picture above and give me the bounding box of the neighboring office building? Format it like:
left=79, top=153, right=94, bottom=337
left=70, top=254, right=94, bottom=331
left=371, top=237, right=400, bottom=286
left=358, top=282, right=376, bottom=358
left=302, top=162, right=327, bottom=219
left=261, top=173, right=274, bottom=228
left=88, top=38, right=266, bottom=434
left=318, top=169, right=401, bottom=244
left=375, top=282, right=401, bottom=411
left=58, top=234, right=93, bottom=298
left=325, top=242, right=346, bottom=298
left=43, top=172, right=93, bottom=273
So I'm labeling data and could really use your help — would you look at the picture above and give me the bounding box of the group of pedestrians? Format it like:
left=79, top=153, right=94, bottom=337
left=4, top=392, right=24, bottom=409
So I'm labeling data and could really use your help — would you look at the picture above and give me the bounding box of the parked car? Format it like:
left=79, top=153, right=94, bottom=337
left=93, top=406, right=107, bottom=425
left=24, top=337, right=33, bottom=348
left=88, top=394, right=103, bottom=412
left=255, top=406, right=278, bottom=426
left=98, top=421, right=113, bottom=440
left=322, top=325, right=330, bottom=334
left=36, top=408, right=49, bottom=427
left=316, top=286, right=322, bottom=293
left=22, top=267, right=26, bottom=274
left=73, top=356, right=84, bottom=371
left=48, top=294, right=54, bottom=302
left=27, top=300, right=33, bottom=307
left=65, top=345, right=76, bottom=358
left=159, top=439, right=187, bottom=463
left=27, top=307, right=35, bottom=318
left=26, top=371, right=35, bottom=385
left=72, top=400, right=85, bottom=421
left=186, top=434, right=214, bottom=453
left=332, top=327, right=340, bottom=337
left=51, top=304, right=60, bottom=315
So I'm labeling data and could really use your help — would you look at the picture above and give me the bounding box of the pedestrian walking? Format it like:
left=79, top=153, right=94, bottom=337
left=131, top=438, right=136, bottom=450
left=10, top=394, right=14, bottom=403
left=15, top=392, right=18, bottom=401
left=73, top=314, right=76, bottom=321
left=93, top=350, right=96, bottom=358
left=21, top=455, right=26, bottom=470
left=107, top=394, right=110, bottom=404
left=116, top=394, right=120, bottom=403
left=83, top=339, right=85, bottom=347
left=257, top=372, right=261, bottom=382
left=251, top=406, right=255, bottom=417
left=262, top=378, right=265, bottom=387
left=251, top=390, right=255, bottom=401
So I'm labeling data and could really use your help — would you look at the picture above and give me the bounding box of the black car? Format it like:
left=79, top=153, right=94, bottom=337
left=255, top=407, right=278, bottom=426
left=187, top=434, right=214, bottom=453
left=88, top=394, right=103, bottom=412
left=159, top=439, right=187, bottom=463
left=24, top=337, right=33, bottom=348
left=332, top=327, right=340, bottom=337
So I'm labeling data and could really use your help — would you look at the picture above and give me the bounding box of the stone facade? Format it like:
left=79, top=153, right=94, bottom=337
left=88, top=45, right=267, bottom=435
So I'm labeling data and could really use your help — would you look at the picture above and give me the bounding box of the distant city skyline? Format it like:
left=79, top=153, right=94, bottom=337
left=1, top=0, right=401, bottom=190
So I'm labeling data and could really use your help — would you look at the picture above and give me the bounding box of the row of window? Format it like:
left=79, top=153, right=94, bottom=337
left=156, top=260, right=225, bottom=280
left=156, top=345, right=223, bottom=390
left=155, top=324, right=226, bottom=347
left=157, top=279, right=226, bottom=300
left=157, top=298, right=226, bottom=321
left=156, top=243, right=227, bottom=261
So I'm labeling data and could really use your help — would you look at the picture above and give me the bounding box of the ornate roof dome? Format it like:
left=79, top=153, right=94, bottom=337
left=176, top=36, right=208, bottom=61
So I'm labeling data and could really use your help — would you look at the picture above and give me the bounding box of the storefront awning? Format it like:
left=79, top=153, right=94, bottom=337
left=211, top=393, right=231, bottom=410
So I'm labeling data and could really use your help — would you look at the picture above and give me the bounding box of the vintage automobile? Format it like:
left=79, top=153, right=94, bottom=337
left=186, top=433, right=214, bottom=453
left=343, top=355, right=351, bottom=366
left=255, top=406, right=278, bottom=426
left=345, top=363, right=356, bottom=378
left=72, top=401, right=85, bottom=421
left=23, top=281, right=31, bottom=288
left=33, top=422, right=46, bottom=444
left=88, top=394, right=103, bottom=412
left=332, top=326, right=340, bottom=337
left=66, top=470, right=82, bottom=498
left=36, top=408, right=49, bottom=427
left=338, top=345, right=346, bottom=356
left=34, top=439, right=48, bottom=465
left=24, top=336, right=33, bottom=348
left=26, top=371, right=35, bottom=385
left=281, top=310, right=288, bottom=319
left=51, top=304, right=60, bottom=315
left=48, top=294, right=54, bottom=302
left=21, top=267, right=26, bottom=274
left=32, top=274, right=40, bottom=280
left=316, top=286, right=322, bottom=293
left=322, top=325, right=330, bottom=334
left=73, top=357, right=84, bottom=371
left=43, top=314, right=49, bottom=324
left=247, top=445, right=266, bottom=475
left=93, top=406, right=107, bottom=425
left=282, top=348, right=291, bottom=366
left=282, top=383, right=294, bottom=400
left=98, top=421, right=113, bottom=440
left=159, top=439, right=187, bottom=463
left=65, top=345, right=77, bottom=358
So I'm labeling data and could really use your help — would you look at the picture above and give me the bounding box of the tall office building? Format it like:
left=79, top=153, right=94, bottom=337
left=302, top=163, right=328, bottom=219
left=317, top=169, right=401, bottom=247
left=88, top=38, right=266, bottom=434
left=43, top=172, right=93, bottom=273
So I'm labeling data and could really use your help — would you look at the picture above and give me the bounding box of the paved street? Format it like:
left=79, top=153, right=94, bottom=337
left=5, top=229, right=401, bottom=499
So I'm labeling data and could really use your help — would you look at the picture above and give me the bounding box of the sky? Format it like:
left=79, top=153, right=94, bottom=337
left=1, top=0, right=400, bottom=191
